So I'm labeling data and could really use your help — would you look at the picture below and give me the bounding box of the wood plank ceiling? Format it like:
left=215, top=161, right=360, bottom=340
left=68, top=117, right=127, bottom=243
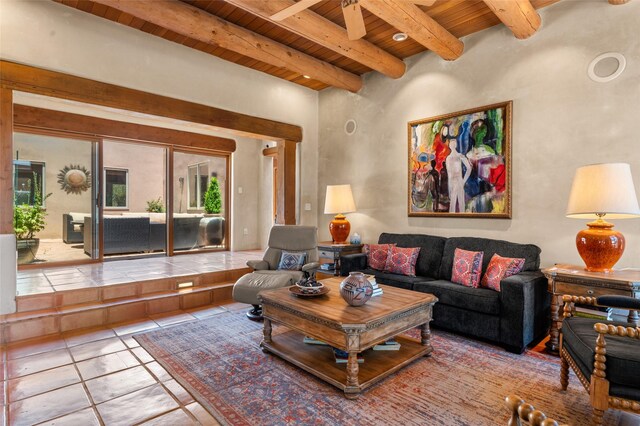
left=55, top=0, right=561, bottom=92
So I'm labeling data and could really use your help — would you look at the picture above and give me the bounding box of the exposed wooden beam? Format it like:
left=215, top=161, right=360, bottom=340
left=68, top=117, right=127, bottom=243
left=0, top=89, right=13, bottom=234
left=608, top=0, right=630, bottom=4
left=13, top=105, right=237, bottom=152
left=89, top=0, right=362, bottom=93
left=262, top=147, right=278, bottom=157
left=342, top=1, right=367, bottom=41
left=411, top=0, right=437, bottom=6
left=226, top=0, right=406, bottom=79
left=270, top=0, right=321, bottom=21
left=276, top=140, right=296, bottom=225
left=359, top=0, right=463, bottom=60
left=0, top=61, right=302, bottom=142
left=482, top=0, right=541, bottom=39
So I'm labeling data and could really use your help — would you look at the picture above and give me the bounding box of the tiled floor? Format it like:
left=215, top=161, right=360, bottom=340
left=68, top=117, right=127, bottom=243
left=17, top=251, right=263, bottom=296
left=1, top=303, right=251, bottom=425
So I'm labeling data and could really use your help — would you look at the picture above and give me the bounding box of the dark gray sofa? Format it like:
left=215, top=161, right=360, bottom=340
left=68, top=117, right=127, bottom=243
left=340, top=233, right=550, bottom=353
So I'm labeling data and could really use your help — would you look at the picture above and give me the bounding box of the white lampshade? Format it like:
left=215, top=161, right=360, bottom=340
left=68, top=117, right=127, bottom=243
left=324, top=184, right=356, bottom=215
left=566, top=163, right=640, bottom=219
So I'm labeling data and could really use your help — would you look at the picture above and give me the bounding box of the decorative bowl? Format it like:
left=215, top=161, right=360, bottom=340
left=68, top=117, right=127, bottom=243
left=295, top=279, right=324, bottom=294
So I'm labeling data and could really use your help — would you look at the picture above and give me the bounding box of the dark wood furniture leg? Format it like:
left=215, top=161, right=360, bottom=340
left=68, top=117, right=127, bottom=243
left=420, top=321, right=433, bottom=356
left=546, top=293, right=562, bottom=353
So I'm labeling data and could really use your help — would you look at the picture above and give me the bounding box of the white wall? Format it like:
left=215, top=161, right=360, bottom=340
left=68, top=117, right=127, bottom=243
left=0, top=0, right=319, bottom=242
left=318, top=0, right=640, bottom=268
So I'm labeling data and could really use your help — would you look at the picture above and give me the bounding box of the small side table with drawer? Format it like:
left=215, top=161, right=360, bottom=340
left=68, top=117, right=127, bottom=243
left=316, top=242, right=363, bottom=277
left=543, top=264, right=640, bottom=353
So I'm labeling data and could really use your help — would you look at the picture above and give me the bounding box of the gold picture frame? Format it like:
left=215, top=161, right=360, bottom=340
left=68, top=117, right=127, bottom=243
left=408, top=101, right=512, bottom=218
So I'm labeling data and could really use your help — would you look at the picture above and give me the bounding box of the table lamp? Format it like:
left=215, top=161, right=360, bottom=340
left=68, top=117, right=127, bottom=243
left=566, top=163, right=640, bottom=272
left=324, top=184, right=356, bottom=244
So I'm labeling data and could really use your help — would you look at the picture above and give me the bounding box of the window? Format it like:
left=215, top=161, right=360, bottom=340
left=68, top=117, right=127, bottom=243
left=188, top=162, right=212, bottom=210
left=13, top=160, right=45, bottom=206
left=104, top=168, right=128, bottom=209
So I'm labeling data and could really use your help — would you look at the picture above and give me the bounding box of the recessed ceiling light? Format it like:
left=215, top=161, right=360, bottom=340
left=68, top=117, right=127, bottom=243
left=303, top=75, right=311, bottom=79
left=392, top=32, right=408, bottom=42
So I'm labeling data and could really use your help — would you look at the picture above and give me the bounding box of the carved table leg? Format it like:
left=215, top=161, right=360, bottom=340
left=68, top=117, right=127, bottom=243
left=260, top=318, right=272, bottom=352
left=628, top=309, right=639, bottom=326
left=546, top=293, right=562, bottom=353
left=420, top=321, right=433, bottom=357
left=345, top=351, right=360, bottom=399
left=560, top=353, right=569, bottom=390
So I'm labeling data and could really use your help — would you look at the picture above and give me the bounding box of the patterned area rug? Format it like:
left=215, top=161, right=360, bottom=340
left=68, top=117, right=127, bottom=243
left=135, top=310, right=622, bottom=426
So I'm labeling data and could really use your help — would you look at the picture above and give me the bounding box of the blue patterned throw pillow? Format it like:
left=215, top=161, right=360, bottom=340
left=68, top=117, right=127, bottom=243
left=277, top=251, right=307, bottom=271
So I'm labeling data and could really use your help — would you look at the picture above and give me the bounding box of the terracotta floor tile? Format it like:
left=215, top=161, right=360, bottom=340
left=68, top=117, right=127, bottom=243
left=186, top=402, right=220, bottom=426
left=7, top=349, right=73, bottom=379
left=131, top=347, right=155, bottom=364
left=63, top=327, right=117, bottom=347
left=76, top=350, right=139, bottom=380
left=36, top=407, right=100, bottom=426
left=163, top=379, right=194, bottom=405
left=222, top=302, right=248, bottom=312
left=150, top=311, right=197, bottom=327
left=9, top=383, right=90, bottom=426
left=96, top=383, right=178, bottom=426
left=6, top=336, right=67, bottom=360
left=85, top=365, right=156, bottom=404
left=8, top=364, right=80, bottom=402
left=145, top=361, right=173, bottom=382
left=187, top=305, right=226, bottom=319
left=112, top=320, right=159, bottom=336
left=140, top=408, right=198, bottom=425
left=69, top=337, right=127, bottom=362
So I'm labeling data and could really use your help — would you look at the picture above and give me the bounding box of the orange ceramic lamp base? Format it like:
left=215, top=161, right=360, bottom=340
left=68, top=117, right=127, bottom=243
left=576, top=219, right=625, bottom=272
left=329, top=214, right=351, bottom=244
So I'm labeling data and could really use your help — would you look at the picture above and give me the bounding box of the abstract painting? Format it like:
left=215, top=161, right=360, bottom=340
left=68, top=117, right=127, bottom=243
left=408, top=101, right=512, bottom=218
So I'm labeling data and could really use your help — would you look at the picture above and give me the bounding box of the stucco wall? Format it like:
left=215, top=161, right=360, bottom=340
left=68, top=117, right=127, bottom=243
left=318, top=0, right=640, bottom=268
left=0, top=0, right=319, bottom=248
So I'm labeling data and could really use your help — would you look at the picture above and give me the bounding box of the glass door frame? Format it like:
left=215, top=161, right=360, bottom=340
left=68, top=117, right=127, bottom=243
left=14, top=127, right=103, bottom=270
left=171, top=146, right=231, bottom=256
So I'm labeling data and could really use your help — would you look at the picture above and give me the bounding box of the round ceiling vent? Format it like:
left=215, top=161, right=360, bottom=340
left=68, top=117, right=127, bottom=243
left=344, top=119, right=357, bottom=136
left=588, top=52, right=626, bottom=83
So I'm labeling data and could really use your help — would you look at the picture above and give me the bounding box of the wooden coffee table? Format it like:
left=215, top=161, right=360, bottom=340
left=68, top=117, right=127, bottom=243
left=257, top=277, right=438, bottom=399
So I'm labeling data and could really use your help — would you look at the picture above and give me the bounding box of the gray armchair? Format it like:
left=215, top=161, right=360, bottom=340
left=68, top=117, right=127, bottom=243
left=233, top=225, right=319, bottom=320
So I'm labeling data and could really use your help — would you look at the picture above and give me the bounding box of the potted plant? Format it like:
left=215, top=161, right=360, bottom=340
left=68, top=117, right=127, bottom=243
left=14, top=175, right=51, bottom=264
left=146, top=197, right=165, bottom=213
left=199, top=177, right=225, bottom=246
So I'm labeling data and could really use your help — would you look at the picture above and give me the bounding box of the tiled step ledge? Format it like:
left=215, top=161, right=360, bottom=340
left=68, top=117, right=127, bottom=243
left=14, top=267, right=251, bottom=313
left=0, top=282, right=239, bottom=344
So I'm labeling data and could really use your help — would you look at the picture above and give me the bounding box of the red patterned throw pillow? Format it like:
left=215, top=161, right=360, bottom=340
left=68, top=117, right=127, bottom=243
left=481, top=254, right=525, bottom=292
left=364, top=244, right=395, bottom=271
left=451, top=248, right=484, bottom=288
left=384, top=246, right=421, bottom=277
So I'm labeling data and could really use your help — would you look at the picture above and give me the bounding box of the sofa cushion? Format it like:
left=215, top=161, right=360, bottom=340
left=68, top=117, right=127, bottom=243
left=562, top=317, right=640, bottom=393
left=451, top=248, right=484, bottom=288
left=439, top=237, right=541, bottom=281
left=364, top=244, right=395, bottom=271
left=378, top=233, right=447, bottom=279
left=413, top=280, right=500, bottom=315
left=480, top=254, right=525, bottom=291
left=384, top=246, right=420, bottom=276
left=361, top=268, right=431, bottom=291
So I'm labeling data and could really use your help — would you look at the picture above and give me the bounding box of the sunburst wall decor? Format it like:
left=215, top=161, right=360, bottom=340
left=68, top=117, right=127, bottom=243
left=57, top=164, right=92, bottom=194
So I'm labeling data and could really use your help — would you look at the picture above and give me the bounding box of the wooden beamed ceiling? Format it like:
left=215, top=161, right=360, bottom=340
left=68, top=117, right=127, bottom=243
left=55, top=0, right=562, bottom=92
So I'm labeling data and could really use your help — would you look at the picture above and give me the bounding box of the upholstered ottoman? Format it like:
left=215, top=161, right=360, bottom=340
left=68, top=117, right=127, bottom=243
left=232, top=271, right=298, bottom=320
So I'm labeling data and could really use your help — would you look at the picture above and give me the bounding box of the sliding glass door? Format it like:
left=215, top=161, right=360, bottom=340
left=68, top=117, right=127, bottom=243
left=173, top=150, right=229, bottom=253
left=13, top=131, right=99, bottom=265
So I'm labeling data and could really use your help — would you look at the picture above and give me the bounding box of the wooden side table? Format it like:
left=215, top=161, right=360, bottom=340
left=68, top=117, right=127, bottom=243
left=543, top=263, right=640, bottom=353
left=317, top=242, right=363, bottom=276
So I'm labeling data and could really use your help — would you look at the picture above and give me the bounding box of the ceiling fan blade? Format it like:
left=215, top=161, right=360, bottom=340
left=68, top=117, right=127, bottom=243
left=411, top=0, right=437, bottom=6
left=270, top=0, right=323, bottom=21
left=342, top=0, right=366, bottom=41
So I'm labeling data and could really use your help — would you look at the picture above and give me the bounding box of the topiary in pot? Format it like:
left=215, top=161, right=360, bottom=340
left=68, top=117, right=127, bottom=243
left=146, top=197, right=165, bottom=213
left=200, top=177, right=225, bottom=246
left=203, top=177, right=222, bottom=215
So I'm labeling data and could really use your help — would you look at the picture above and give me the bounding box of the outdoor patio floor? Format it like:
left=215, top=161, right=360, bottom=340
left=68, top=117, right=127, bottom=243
left=17, top=251, right=263, bottom=296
